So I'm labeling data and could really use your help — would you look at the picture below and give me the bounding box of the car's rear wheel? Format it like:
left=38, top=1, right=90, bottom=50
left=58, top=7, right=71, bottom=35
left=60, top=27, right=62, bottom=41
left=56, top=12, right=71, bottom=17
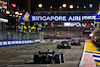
left=67, top=45, right=71, bottom=49
left=61, top=54, right=65, bottom=63
left=55, top=54, right=61, bottom=64
left=34, top=55, right=40, bottom=64
left=57, top=45, right=61, bottom=49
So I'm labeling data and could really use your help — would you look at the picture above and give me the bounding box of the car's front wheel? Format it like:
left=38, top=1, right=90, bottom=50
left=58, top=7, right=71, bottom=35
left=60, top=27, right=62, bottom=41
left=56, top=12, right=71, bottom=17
left=79, top=44, right=81, bottom=46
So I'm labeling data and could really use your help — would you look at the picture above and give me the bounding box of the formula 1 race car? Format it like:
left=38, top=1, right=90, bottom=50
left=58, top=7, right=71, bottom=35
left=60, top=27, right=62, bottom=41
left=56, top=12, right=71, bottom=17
left=34, top=50, right=65, bottom=64
left=57, top=41, right=71, bottom=49
left=81, top=39, right=85, bottom=42
left=71, top=39, right=81, bottom=46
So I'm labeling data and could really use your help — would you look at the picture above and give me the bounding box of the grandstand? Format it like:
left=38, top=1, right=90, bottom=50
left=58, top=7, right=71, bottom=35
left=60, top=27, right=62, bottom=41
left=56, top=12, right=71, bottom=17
left=40, top=27, right=89, bottom=39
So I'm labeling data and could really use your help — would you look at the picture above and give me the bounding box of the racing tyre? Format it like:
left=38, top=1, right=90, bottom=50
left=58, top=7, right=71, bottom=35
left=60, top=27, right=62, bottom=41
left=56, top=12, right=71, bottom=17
left=68, top=45, right=71, bottom=49
left=39, top=51, right=41, bottom=54
left=61, top=54, right=65, bottom=63
left=79, top=44, right=81, bottom=46
left=34, top=55, right=40, bottom=64
left=55, top=54, right=61, bottom=64
left=53, top=51, right=55, bottom=55
left=57, top=45, right=61, bottom=49
left=71, top=43, right=73, bottom=45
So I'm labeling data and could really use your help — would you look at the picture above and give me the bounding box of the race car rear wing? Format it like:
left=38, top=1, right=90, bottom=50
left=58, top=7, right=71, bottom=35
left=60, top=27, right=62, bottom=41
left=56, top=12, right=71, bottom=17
left=38, top=51, right=55, bottom=54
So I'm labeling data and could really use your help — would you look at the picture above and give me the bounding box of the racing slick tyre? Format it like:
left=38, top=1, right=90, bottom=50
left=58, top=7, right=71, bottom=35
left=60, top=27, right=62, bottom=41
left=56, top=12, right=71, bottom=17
left=34, top=55, right=40, bottom=64
left=55, top=54, right=61, bottom=64
left=71, top=43, right=73, bottom=45
left=67, top=45, right=71, bottom=49
left=61, top=54, right=65, bottom=63
left=53, top=51, right=55, bottom=55
left=38, top=51, right=41, bottom=54
left=57, top=44, right=61, bottom=49
left=79, top=44, right=81, bottom=46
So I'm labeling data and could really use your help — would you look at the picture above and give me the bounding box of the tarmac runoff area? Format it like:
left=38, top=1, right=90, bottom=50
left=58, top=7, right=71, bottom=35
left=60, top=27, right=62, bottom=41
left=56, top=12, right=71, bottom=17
left=0, top=41, right=85, bottom=67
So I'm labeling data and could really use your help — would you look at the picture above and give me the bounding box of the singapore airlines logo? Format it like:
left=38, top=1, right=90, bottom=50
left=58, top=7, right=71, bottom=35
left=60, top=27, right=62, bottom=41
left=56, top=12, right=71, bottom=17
left=23, top=12, right=30, bottom=22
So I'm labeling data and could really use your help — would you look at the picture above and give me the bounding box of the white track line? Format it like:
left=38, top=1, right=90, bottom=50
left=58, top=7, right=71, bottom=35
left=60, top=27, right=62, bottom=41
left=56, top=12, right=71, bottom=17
left=79, top=42, right=86, bottom=67
left=7, top=65, right=50, bottom=67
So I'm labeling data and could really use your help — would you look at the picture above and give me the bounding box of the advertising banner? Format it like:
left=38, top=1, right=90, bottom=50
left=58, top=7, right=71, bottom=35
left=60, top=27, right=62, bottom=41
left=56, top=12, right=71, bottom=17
left=21, top=12, right=100, bottom=22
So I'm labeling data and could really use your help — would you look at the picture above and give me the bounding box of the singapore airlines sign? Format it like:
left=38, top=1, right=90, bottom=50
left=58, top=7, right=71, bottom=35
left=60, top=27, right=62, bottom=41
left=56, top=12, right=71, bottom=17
left=21, top=12, right=100, bottom=22
left=32, top=16, right=66, bottom=21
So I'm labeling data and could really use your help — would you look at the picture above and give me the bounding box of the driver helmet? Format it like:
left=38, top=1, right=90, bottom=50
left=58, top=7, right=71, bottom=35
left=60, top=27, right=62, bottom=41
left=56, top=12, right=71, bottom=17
left=48, top=48, right=52, bottom=52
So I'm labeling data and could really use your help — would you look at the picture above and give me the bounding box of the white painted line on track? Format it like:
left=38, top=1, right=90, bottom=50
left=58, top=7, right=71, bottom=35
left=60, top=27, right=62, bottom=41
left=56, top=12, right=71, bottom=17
left=7, top=65, right=50, bottom=67
left=79, top=42, right=86, bottom=67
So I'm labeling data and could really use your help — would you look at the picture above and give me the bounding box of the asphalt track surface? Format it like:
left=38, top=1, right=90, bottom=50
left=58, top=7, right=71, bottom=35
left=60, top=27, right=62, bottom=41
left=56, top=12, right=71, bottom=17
left=0, top=41, right=85, bottom=67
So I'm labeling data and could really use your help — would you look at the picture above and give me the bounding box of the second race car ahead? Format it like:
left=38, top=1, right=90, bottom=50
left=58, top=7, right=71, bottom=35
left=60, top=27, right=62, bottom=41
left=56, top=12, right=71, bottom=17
left=71, top=39, right=81, bottom=46
left=57, top=41, right=71, bottom=49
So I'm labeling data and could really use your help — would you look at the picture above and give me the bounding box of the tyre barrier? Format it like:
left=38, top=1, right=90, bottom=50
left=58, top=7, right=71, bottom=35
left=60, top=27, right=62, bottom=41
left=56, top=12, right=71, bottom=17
left=0, top=39, right=40, bottom=47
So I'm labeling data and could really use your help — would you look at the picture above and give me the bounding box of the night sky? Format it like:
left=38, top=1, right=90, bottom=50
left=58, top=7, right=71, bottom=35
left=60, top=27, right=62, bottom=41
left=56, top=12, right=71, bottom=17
left=10, top=0, right=100, bottom=13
